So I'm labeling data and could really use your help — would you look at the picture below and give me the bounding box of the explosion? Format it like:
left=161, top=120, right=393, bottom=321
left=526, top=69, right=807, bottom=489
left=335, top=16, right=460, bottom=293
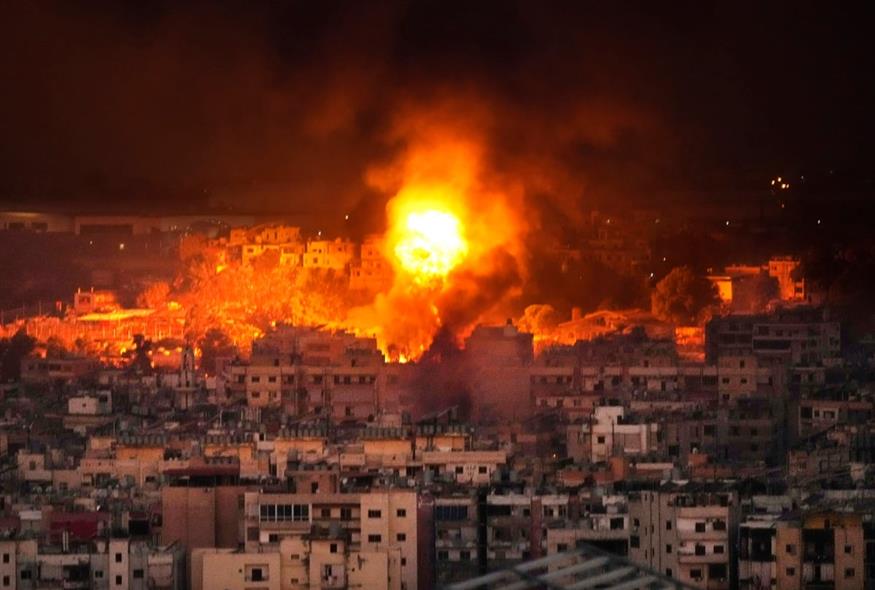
left=346, top=110, right=530, bottom=360
left=111, top=105, right=532, bottom=364
left=392, top=208, right=468, bottom=284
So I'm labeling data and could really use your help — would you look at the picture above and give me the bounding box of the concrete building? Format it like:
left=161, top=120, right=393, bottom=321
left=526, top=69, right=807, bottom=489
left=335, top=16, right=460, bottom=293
left=160, top=462, right=246, bottom=551
left=240, top=490, right=419, bottom=590
left=706, top=308, right=840, bottom=368
left=572, top=406, right=659, bottom=464
left=193, top=548, right=281, bottom=590
left=67, top=392, right=112, bottom=416
left=350, top=235, right=393, bottom=291
left=434, top=492, right=480, bottom=586
left=628, top=483, right=738, bottom=590
left=0, top=537, right=184, bottom=590
left=304, top=239, right=355, bottom=270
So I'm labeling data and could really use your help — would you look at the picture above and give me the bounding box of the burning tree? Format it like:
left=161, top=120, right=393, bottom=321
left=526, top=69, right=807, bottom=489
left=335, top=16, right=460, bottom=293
left=197, top=328, right=237, bottom=376
left=179, top=258, right=352, bottom=353
left=651, top=266, right=719, bottom=326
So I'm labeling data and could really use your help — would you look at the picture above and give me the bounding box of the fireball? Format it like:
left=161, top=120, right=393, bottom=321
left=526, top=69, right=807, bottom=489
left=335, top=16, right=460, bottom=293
left=393, top=208, right=468, bottom=284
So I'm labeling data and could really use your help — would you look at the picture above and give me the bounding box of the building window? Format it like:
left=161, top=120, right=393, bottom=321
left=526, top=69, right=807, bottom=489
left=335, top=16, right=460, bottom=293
left=666, top=520, right=672, bottom=530
left=786, top=544, right=796, bottom=555
left=630, top=535, right=640, bottom=548
left=368, top=534, right=382, bottom=543
left=133, top=569, right=143, bottom=579
left=695, top=544, right=706, bottom=556
left=713, top=519, right=727, bottom=531
left=341, top=507, right=353, bottom=520
left=846, top=568, right=855, bottom=578
left=845, top=545, right=853, bottom=554
left=690, top=569, right=702, bottom=580
left=3, top=576, right=9, bottom=587
left=597, top=436, right=606, bottom=444
left=260, top=503, right=309, bottom=522
left=786, top=567, right=795, bottom=576
left=435, top=506, right=467, bottom=521
left=438, top=551, right=449, bottom=561
left=116, top=575, right=123, bottom=585
left=397, top=533, right=406, bottom=542
left=330, top=543, right=338, bottom=554
left=321, top=507, right=331, bottom=518
left=1, top=554, right=7, bottom=564
left=666, top=544, right=672, bottom=554
left=714, top=545, right=724, bottom=554
left=95, top=571, right=103, bottom=579
left=665, top=569, right=672, bottom=578
left=247, top=566, right=266, bottom=582
left=397, top=509, right=407, bottom=517
left=20, top=571, right=31, bottom=581
left=455, top=466, right=464, bottom=474
left=478, top=466, right=488, bottom=474
left=368, top=509, right=382, bottom=518
left=709, top=564, right=727, bottom=580
left=402, top=558, right=407, bottom=566
left=695, top=522, right=706, bottom=532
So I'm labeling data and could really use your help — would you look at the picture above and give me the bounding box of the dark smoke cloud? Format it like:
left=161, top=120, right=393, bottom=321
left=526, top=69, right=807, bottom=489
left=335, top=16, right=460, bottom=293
left=2, top=1, right=874, bottom=226
left=437, top=248, right=523, bottom=337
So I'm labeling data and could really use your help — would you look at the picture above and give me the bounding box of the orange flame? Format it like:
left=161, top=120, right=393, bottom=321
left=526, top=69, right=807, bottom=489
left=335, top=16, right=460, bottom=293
left=391, top=207, right=468, bottom=284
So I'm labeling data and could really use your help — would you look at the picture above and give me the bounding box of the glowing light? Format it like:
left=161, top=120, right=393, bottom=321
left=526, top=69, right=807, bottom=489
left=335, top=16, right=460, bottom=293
left=393, top=209, right=468, bottom=284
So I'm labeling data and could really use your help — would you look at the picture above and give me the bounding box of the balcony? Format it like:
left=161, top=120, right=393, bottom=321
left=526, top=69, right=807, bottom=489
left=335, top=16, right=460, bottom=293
left=678, top=529, right=729, bottom=542
left=322, top=575, right=347, bottom=589
left=678, top=549, right=727, bottom=565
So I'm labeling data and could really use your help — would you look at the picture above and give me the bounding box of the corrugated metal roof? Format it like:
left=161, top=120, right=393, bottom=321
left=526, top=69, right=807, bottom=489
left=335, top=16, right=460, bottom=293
left=444, top=544, right=697, bottom=590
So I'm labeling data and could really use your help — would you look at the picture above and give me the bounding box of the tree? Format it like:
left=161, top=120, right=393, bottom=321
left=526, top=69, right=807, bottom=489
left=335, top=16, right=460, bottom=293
left=651, top=266, right=719, bottom=325
left=0, top=330, right=36, bottom=382
left=137, top=281, right=171, bottom=309
left=45, top=336, right=68, bottom=359
left=198, top=328, right=237, bottom=376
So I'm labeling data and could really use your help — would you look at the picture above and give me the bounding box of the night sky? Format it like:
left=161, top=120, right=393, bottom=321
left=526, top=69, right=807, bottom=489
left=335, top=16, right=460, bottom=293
left=2, top=1, right=873, bottom=220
